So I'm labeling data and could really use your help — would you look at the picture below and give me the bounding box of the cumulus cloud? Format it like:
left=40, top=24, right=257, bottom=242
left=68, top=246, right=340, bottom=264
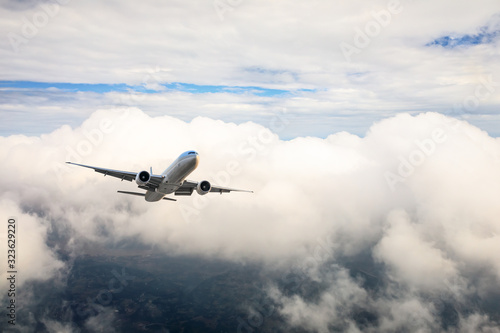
left=270, top=267, right=370, bottom=332
left=1, top=108, right=500, bottom=330
left=2, top=1, right=499, bottom=330
left=83, top=306, right=118, bottom=333
left=0, top=199, right=65, bottom=289
left=374, top=209, right=458, bottom=291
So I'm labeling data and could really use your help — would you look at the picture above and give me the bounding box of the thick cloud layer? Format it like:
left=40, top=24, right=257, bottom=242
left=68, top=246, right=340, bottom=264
left=1, top=109, right=500, bottom=331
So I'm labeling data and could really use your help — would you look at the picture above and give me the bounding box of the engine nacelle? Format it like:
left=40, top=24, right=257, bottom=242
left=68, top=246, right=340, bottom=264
left=196, top=180, right=211, bottom=195
left=135, top=171, right=151, bottom=185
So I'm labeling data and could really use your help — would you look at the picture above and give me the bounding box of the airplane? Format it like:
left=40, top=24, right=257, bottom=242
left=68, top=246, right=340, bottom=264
left=66, top=150, right=252, bottom=202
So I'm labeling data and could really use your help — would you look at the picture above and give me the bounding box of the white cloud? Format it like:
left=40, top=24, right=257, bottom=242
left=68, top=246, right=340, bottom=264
left=2, top=0, right=500, bottom=330
left=376, top=297, right=439, bottom=332
left=0, top=199, right=65, bottom=289
left=1, top=0, right=499, bottom=137
left=458, top=313, right=500, bottom=333
left=1, top=108, right=500, bottom=330
left=374, top=209, right=458, bottom=291
left=270, top=267, right=369, bottom=332
left=84, top=306, right=118, bottom=333
left=41, top=318, right=77, bottom=333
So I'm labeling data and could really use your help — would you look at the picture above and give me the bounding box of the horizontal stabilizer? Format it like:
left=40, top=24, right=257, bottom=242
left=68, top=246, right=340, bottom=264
left=117, top=190, right=145, bottom=197
left=117, top=191, right=177, bottom=201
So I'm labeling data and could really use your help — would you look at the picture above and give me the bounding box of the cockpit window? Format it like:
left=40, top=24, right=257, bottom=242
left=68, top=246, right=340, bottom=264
left=188, top=152, right=196, bottom=155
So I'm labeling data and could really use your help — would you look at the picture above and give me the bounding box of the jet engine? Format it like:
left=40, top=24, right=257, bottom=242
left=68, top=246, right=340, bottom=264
left=196, top=180, right=211, bottom=195
left=135, top=171, right=151, bottom=185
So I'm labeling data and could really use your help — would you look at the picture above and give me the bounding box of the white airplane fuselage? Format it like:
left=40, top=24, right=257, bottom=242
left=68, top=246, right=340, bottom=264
left=145, top=151, right=199, bottom=202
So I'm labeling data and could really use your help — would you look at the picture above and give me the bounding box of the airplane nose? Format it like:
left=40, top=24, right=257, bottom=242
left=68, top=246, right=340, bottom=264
left=194, top=154, right=200, bottom=168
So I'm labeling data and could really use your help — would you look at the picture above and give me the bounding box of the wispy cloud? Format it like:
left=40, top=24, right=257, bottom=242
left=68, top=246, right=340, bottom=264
left=1, top=1, right=499, bottom=139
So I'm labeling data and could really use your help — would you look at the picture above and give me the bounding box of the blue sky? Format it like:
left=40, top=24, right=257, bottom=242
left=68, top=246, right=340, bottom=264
left=427, top=25, right=500, bottom=48
left=0, top=1, right=499, bottom=138
left=0, top=81, right=301, bottom=96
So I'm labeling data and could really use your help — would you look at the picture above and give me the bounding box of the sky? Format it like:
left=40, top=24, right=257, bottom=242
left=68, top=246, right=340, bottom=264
left=1, top=0, right=500, bottom=332
left=0, top=0, right=499, bottom=138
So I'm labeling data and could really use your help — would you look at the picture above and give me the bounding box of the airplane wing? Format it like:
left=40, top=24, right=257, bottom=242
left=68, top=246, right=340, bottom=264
left=176, top=180, right=253, bottom=195
left=66, top=162, right=164, bottom=188
left=117, top=191, right=177, bottom=201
